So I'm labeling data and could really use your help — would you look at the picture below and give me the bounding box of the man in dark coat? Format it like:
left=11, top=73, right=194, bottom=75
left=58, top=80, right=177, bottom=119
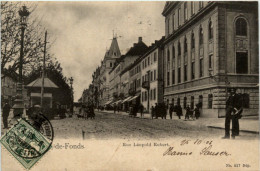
left=169, top=104, right=174, bottom=119
left=222, top=88, right=243, bottom=139
left=2, top=101, right=11, bottom=129
left=176, top=104, right=182, bottom=119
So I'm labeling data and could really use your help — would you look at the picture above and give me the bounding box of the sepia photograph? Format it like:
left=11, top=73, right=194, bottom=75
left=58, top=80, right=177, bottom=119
left=1, top=1, right=259, bottom=170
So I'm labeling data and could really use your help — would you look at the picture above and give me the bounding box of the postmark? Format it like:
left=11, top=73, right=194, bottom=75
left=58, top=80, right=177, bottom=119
left=0, top=117, right=53, bottom=169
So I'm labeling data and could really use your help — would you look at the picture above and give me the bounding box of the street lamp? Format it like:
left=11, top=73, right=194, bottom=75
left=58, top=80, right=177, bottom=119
left=69, top=77, right=74, bottom=116
left=13, top=6, right=30, bottom=118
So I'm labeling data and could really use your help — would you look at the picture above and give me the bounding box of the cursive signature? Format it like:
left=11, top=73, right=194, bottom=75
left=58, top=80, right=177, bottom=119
left=163, top=147, right=193, bottom=156
left=200, top=145, right=231, bottom=156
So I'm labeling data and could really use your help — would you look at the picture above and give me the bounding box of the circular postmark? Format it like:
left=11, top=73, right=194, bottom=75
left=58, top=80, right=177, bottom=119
left=7, top=113, right=54, bottom=159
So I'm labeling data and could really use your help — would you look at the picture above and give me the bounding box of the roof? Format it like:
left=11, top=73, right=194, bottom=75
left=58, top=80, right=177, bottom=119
left=27, top=77, right=59, bottom=88
left=125, top=37, right=148, bottom=56
left=104, top=37, right=121, bottom=59
left=162, top=2, right=179, bottom=16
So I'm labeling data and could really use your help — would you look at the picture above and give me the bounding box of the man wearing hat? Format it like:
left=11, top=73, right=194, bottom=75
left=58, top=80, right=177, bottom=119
left=222, top=88, right=242, bottom=139
left=2, top=101, right=11, bottom=129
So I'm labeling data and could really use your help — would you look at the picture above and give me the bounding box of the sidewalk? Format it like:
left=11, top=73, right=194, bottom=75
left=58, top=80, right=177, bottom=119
left=97, top=110, right=259, bottom=134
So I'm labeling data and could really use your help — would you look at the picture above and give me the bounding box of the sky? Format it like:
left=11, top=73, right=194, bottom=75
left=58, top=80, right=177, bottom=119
left=33, top=1, right=165, bottom=101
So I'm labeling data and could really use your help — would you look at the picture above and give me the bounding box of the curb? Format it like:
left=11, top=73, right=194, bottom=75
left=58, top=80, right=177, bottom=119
left=207, top=126, right=259, bottom=134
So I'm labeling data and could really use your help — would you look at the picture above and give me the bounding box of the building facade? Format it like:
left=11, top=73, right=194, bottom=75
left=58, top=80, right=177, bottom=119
left=108, top=37, right=148, bottom=108
left=98, top=37, right=121, bottom=106
left=162, top=1, right=258, bottom=117
left=140, top=37, right=165, bottom=112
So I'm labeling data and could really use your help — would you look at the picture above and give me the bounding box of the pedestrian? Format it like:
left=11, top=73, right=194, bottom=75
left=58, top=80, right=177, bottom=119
left=113, top=104, right=116, bottom=114
left=194, top=104, right=200, bottom=119
left=176, top=104, right=182, bottom=119
left=185, top=105, right=191, bottom=121
left=222, top=88, right=242, bottom=139
left=139, top=104, right=144, bottom=118
left=169, top=104, right=174, bottom=119
left=151, top=106, right=155, bottom=119
left=2, top=101, right=11, bottom=129
left=154, top=103, right=158, bottom=119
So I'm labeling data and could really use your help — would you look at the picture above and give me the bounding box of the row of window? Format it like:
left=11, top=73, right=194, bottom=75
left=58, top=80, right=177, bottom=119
left=142, top=70, right=157, bottom=84
left=141, top=88, right=157, bottom=102
left=167, top=20, right=213, bottom=62
left=142, top=52, right=157, bottom=69
left=166, top=2, right=207, bottom=35
left=129, top=64, right=141, bottom=77
left=167, top=93, right=250, bottom=109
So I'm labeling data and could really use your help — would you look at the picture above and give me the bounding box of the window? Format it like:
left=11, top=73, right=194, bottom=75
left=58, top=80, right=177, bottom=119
left=242, top=93, right=250, bottom=108
left=148, top=56, right=150, bottom=66
left=199, top=95, right=203, bottom=108
left=150, top=71, right=153, bottom=81
left=199, top=1, right=203, bottom=9
left=167, top=72, right=170, bottom=86
left=167, top=50, right=170, bottom=62
left=154, top=70, right=156, bottom=80
left=178, top=67, right=181, bottom=83
left=191, top=62, right=195, bottom=79
left=154, top=88, right=156, bottom=100
left=177, top=98, right=180, bottom=106
left=150, top=89, right=152, bottom=100
left=200, top=58, right=204, bottom=77
left=178, top=8, right=181, bottom=27
left=236, top=18, right=247, bottom=36
left=184, top=2, right=188, bottom=21
left=191, top=2, right=195, bottom=15
left=208, top=20, right=213, bottom=40
left=236, top=52, right=248, bottom=73
left=191, top=96, right=194, bottom=109
left=172, top=46, right=175, bottom=61
left=208, top=94, right=213, bottom=109
left=172, top=13, right=175, bottom=31
left=184, top=37, right=187, bottom=53
left=184, top=65, right=187, bottom=81
left=191, top=32, right=195, bottom=49
left=110, top=62, right=112, bottom=67
left=167, top=18, right=170, bottom=35
left=199, top=26, right=203, bottom=45
left=209, top=54, right=213, bottom=69
left=172, top=70, right=175, bottom=85
left=178, top=41, right=181, bottom=56
left=184, top=97, right=187, bottom=109
left=154, top=52, right=157, bottom=62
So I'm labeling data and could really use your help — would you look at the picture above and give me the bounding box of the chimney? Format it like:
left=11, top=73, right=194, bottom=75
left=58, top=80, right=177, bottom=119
left=138, top=37, right=142, bottom=43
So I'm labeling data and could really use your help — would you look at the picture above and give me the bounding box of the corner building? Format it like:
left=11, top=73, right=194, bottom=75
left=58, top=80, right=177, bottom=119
left=162, top=1, right=258, bottom=117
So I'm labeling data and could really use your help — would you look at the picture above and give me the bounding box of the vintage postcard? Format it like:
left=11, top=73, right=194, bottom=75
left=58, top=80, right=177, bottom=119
left=1, top=1, right=259, bottom=171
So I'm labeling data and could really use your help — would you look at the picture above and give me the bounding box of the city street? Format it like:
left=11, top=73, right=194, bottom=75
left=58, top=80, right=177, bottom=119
left=50, top=110, right=259, bottom=140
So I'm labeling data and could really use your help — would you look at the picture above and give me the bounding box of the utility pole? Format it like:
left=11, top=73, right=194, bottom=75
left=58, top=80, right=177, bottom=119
left=41, top=31, right=47, bottom=108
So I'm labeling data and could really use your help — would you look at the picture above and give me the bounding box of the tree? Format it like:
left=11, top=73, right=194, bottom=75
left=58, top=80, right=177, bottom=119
left=25, top=59, right=73, bottom=107
left=1, top=2, right=53, bottom=75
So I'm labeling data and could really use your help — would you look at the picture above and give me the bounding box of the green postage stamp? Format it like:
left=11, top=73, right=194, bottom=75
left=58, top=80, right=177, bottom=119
left=0, top=118, right=52, bottom=169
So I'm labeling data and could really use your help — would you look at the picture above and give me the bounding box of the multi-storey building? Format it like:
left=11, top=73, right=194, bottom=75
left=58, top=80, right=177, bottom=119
left=162, top=1, right=258, bottom=117
left=99, top=37, right=121, bottom=106
left=108, top=37, right=148, bottom=108
left=140, top=37, right=165, bottom=112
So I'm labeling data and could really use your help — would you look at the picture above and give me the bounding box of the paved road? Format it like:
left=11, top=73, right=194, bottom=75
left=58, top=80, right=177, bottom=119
left=49, top=111, right=258, bottom=140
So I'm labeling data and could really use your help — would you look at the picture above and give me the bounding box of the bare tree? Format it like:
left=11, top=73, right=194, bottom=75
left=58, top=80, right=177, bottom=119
left=1, top=2, right=53, bottom=75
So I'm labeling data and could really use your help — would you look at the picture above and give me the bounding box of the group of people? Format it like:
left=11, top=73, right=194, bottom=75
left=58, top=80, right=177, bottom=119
left=80, top=104, right=95, bottom=119
left=168, top=103, right=201, bottom=121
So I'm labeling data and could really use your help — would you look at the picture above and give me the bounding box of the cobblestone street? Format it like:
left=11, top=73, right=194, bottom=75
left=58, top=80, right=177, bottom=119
left=50, top=110, right=258, bottom=140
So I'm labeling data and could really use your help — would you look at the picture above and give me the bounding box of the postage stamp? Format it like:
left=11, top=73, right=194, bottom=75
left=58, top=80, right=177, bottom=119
left=0, top=118, right=52, bottom=169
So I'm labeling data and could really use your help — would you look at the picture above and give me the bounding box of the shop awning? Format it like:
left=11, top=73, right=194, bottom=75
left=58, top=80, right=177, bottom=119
left=105, top=100, right=113, bottom=105
left=111, top=100, right=122, bottom=105
left=122, top=96, right=133, bottom=103
left=128, top=95, right=140, bottom=102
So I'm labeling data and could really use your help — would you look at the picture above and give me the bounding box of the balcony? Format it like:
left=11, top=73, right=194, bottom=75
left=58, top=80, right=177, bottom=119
left=142, top=81, right=150, bottom=90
